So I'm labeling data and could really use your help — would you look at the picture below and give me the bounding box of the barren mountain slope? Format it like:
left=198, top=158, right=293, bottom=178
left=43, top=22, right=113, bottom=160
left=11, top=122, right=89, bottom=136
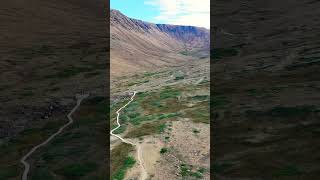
left=110, top=9, right=209, bottom=77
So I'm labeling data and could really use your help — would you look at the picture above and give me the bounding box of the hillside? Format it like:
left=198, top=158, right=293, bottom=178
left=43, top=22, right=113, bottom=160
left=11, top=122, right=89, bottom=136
left=0, top=0, right=108, bottom=179
left=110, top=9, right=209, bottom=77
left=213, top=0, right=320, bottom=178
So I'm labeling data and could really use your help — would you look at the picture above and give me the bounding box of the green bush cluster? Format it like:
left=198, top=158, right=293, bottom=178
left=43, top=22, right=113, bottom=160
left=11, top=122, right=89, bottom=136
left=112, top=156, right=136, bottom=180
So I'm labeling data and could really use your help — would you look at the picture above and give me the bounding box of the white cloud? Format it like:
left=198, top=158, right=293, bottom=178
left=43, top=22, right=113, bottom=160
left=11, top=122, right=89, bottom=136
left=144, top=0, right=210, bottom=29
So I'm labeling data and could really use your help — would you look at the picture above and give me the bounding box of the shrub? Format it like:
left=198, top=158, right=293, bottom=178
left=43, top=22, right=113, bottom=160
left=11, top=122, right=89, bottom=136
left=112, top=156, right=136, bottom=180
left=160, top=148, right=168, bottom=154
left=174, top=76, right=184, bottom=80
left=193, top=129, right=200, bottom=134
left=159, top=87, right=181, bottom=99
left=158, top=113, right=179, bottom=120
left=158, top=123, right=166, bottom=133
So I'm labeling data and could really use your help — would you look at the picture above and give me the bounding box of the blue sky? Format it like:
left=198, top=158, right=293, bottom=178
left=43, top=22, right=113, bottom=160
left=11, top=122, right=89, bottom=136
left=111, top=0, right=159, bottom=23
left=110, top=0, right=210, bottom=29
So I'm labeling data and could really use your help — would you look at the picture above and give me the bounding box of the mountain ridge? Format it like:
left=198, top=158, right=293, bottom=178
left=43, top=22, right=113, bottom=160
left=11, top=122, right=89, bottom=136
left=110, top=9, right=209, bottom=49
left=110, top=9, right=210, bottom=77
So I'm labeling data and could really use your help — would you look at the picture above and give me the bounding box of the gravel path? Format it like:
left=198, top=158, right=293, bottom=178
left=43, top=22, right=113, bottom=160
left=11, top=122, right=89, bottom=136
left=20, top=93, right=89, bottom=180
left=110, top=91, right=148, bottom=180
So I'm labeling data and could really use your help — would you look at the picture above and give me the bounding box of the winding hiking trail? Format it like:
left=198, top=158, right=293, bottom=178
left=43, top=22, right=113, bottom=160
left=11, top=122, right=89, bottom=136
left=20, top=93, right=89, bottom=180
left=110, top=91, right=148, bottom=180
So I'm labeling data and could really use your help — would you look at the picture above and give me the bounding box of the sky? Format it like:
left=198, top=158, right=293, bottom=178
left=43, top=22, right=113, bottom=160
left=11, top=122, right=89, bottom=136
left=110, top=0, right=210, bottom=29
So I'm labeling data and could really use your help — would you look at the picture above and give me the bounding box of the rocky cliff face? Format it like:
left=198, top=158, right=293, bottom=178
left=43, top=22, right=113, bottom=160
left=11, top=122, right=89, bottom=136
left=156, top=24, right=210, bottom=51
